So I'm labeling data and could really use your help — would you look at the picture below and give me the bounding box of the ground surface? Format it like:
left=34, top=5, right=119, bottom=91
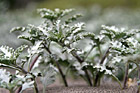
left=0, top=78, right=138, bottom=93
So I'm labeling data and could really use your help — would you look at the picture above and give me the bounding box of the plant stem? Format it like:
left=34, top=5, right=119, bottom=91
left=84, top=45, right=94, bottom=61
left=9, top=90, right=14, bottom=93
left=123, top=62, right=129, bottom=89
left=100, top=47, right=111, bottom=64
left=71, top=50, right=92, bottom=86
left=15, top=87, right=22, bottom=93
left=94, top=73, right=100, bottom=87
left=137, top=64, right=140, bottom=93
left=16, top=55, right=40, bottom=93
left=43, top=43, right=68, bottom=87
left=60, top=44, right=92, bottom=86
left=94, top=47, right=111, bottom=87
left=30, top=55, right=40, bottom=71
left=15, top=65, right=28, bottom=74
left=30, top=56, right=39, bottom=93
left=98, top=45, right=102, bottom=59
left=56, top=60, right=68, bottom=87
left=33, top=77, right=39, bottom=93
left=43, top=85, right=46, bottom=93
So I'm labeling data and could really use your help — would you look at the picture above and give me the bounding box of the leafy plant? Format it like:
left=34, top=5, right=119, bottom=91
left=1, top=8, right=140, bottom=93
left=0, top=42, right=57, bottom=93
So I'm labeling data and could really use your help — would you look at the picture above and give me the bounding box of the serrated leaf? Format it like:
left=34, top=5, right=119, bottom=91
left=38, top=8, right=74, bottom=21
left=65, top=14, right=82, bottom=24
left=27, top=41, right=44, bottom=57
left=93, top=64, right=112, bottom=75
left=20, top=81, right=34, bottom=93
left=10, top=27, right=26, bottom=33
left=0, top=46, right=14, bottom=59
left=38, top=63, right=57, bottom=87
left=15, top=45, right=28, bottom=58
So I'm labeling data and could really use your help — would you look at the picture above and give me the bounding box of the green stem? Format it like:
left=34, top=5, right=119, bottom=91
left=128, top=66, right=137, bottom=77
left=33, top=77, right=39, bottom=93
left=27, top=56, right=32, bottom=72
left=43, top=85, right=46, bottom=93
left=94, top=47, right=111, bottom=87
left=16, top=55, right=39, bottom=93
left=59, top=43, right=92, bottom=86
left=70, top=50, right=92, bottom=86
left=65, top=63, right=72, bottom=77
left=111, top=75, right=122, bottom=89
left=9, top=89, right=14, bottom=93
left=30, top=56, right=39, bottom=93
left=84, top=45, right=94, bottom=61
left=98, top=45, right=102, bottom=59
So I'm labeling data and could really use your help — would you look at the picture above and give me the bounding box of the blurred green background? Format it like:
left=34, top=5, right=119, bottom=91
left=1, top=0, right=140, bottom=10
left=37, top=0, right=140, bottom=9
left=1, top=0, right=140, bottom=47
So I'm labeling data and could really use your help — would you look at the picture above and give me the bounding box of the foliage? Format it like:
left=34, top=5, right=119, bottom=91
left=0, top=43, right=57, bottom=92
left=1, top=8, right=140, bottom=92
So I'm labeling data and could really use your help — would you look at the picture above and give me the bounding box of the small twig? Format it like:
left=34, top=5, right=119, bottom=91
left=100, top=47, right=111, bottom=64
left=94, top=47, right=111, bottom=87
left=55, top=60, right=68, bottom=87
left=15, top=87, right=22, bottom=93
left=15, top=65, right=28, bottom=74
left=15, top=65, right=28, bottom=93
left=137, top=64, right=140, bottom=93
left=16, top=55, right=40, bottom=93
left=65, top=63, right=73, bottom=77
left=30, top=55, right=40, bottom=71
left=0, top=65, right=20, bottom=71
left=33, top=75, right=39, bottom=93
left=84, top=45, right=94, bottom=61
left=98, top=45, right=102, bottom=59
left=43, top=43, right=68, bottom=87
left=69, top=48, right=92, bottom=86
left=123, top=62, right=129, bottom=89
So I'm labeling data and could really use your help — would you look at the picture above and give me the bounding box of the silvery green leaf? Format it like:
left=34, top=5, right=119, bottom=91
left=38, top=8, right=74, bottom=20
left=15, top=45, right=28, bottom=58
left=72, top=61, right=85, bottom=75
left=20, top=81, right=34, bottom=93
left=0, top=45, right=15, bottom=59
left=61, top=9, right=74, bottom=17
left=93, top=64, right=112, bottom=75
left=39, top=63, right=56, bottom=87
left=0, top=69, right=23, bottom=92
left=27, top=41, right=44, bottom=57
left=10, top=27, right=26, bottom=33
left=17, top=35, right=31, bottom=41
left=73, top=61, right=81, bottom=71
left=31, top=56, right=44, bottom=76
left=65, top=14, right=82, bottom=24
left=0, top=45, right=28, bottom=66
left=0, top=69, right=10, bottom=84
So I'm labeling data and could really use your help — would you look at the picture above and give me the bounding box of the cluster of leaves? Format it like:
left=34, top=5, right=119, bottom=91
left=0, top=41, right=57, bottom=93
left=1, top=8, right=140, bottom=92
